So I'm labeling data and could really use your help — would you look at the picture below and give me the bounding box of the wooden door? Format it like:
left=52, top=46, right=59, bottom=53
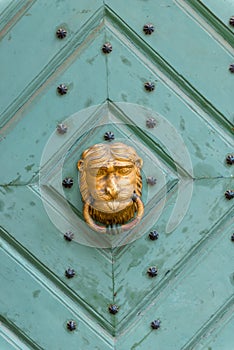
left=0, top=1, right=233, bottom=349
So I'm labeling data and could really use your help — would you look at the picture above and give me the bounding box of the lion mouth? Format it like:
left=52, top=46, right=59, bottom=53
left=106, top=201, right=120, bottom=211
left=88, top=201, right=137, bottom=226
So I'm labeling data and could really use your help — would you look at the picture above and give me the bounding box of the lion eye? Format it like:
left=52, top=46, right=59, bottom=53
left=117, top=167, right=132, bottom=175
left=97, top=168, right=107, bottom=176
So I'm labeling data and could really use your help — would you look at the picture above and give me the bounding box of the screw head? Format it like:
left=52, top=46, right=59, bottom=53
left=64, top=231, right=74, bottom=241
left=102, top=42, right=112, bottom=54
left=231, top=234, right=234, bottom=242
left=225, top=190, right=234, bottom=200
left=151, top=319, right=161, bottom=330
left=149, top=230, right=159, bottom=241
left=56, top=28, right=67, bottom=39
left=104, top=131, right=115, bottom=141
left=66, top=320, right=76, bottom=331
left=144, top=82, right=155, bottom=92
left=57, top=123, right=68, bottom=134
left=147, top=176, right=157, bottom=185
left=62, top=177, right=73, bottom=188
left=108, top=304, right=119, bottom=314
left=226, top=154, right=234, bottom=165
left=146, top=118, right=157, bottom=128
left=143, top=23, right=155, bottom=35
left=147, top=266, right=158, bottom=277
left=57, top=84, right=68, bottom=95
left=65, top=268, right=75, bottom=279
left=229, top=16, right=234, bottom=26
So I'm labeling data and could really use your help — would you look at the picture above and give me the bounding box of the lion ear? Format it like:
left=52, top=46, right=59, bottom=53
left=77, top=160, right=84, bottom=171
left=136, top=158, right=143, bottom=168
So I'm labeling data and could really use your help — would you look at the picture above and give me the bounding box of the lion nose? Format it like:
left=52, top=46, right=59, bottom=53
left=105, top=176, right=119, bottom=199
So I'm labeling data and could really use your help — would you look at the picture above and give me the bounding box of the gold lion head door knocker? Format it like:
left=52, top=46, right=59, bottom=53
left=77, top=142, right=144, bottom=233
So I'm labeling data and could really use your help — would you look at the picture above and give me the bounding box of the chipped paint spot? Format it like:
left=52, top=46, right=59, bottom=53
left=180, top=116, right=185, bottom=131
left=189, top=138, right=206, bottom=160
left=0, top=200, right=5, bottom=211
left=85, top=98, right=93, bottom=107
left=25, top=163, right=34, bottom=172
left=33, top=290, right=41, bottom=298
left=121, top=93, right=128, bottom=102
left=121, top=56, right=131, bottom=66
left=86, top=55, right=98, bottom=65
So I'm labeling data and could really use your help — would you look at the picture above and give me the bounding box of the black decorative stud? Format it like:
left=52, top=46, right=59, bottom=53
left=143, top=23, right=155, bottom=35
left=104, top=131, right=115, bottom=141
left=226, top=154, right=234, bottom=165
left=62, top=177, right=73, bottom=188
left=149, top=230, right=159, bottom=241
left=147, top=176, right=157, bottom=185
left=229, top=64, right=234, bottom=73
left=229, top=16, right=234, bottom=26
left=57, top=84, right=68, bottom=95
left=147, top=266, right=158, bottom=277
left=231, top=234, right=234, bottom=242
left=225, top=190, right=234, bottom=200
left=64, top=231, right=74, bottom=241
left=108, top=304, right=119, bottom=314
left=102, top=42, right=112, bottom=54
left=56, top=28, right=67, bottom=39
left=65, top=268, right=75, bottom=279
left=144, top=82, right=155, bottom=92
left=146, top=118, right=157, bottom=128
left=57, top=123, right=68, bottom=134
left=151, top=319, right=161, bottom=330
left=66, top=320, right=76, bottom=331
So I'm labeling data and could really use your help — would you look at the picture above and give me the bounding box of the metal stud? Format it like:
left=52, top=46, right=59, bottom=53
left=62, top=177, right=73, bottom=188
left=108, top=304, right=119, bottom=314
left=144, top=82, right=155, bottom=92
left=229, top=16, right=234, bottom=26
left=231, top=233, right=234, bottom=242
left=147, top=266, right=158, bottom=277
left=65, top=268, right=75, bottom=279
left=229, top=64, right=234, bottom=73
left=104, top=131, right=115, bottom=141
left=226, top=154, right=234, bottom=165
left=143, top=23, right=155, bottom=35
left=146, top=118, right=157, bottom=128
left=149, top=230, right=159, bottom=241
left=57, top=123, right=68, bottom=134
left=64, top=231, right=74, bottom=241
left=151, top=319, right=161, bottom=330
left=57, top=84, right=68, bottom=95
left=225, top=190, right=234, bottom=200
left=56, top=28, right=67, bottom=39
left=66, top=320, right=76, bottom=331
left=147, top=176, right=157, bottom=185
left=102, top=42, right=112, bottom=54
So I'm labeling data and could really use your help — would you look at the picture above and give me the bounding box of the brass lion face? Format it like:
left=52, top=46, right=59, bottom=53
left=77, top=142, right=144, bottom=233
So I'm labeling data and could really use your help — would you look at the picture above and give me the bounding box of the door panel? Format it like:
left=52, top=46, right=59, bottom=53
left=0, top=1, right=233, bottom=349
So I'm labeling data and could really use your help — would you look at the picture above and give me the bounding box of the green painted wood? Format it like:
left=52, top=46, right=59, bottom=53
left=106, top=0, right=234, bottom=125
left=0, top=0, right=103, bottom=126
left=199, top=0, right=234, bottom=28
left=0, top=1, right=233, bottom=349
left=0, top=235, right=113, bottom=350
left=117, top=224, right=233, bottom=350
left=112, top=178, right=234, bottom=332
